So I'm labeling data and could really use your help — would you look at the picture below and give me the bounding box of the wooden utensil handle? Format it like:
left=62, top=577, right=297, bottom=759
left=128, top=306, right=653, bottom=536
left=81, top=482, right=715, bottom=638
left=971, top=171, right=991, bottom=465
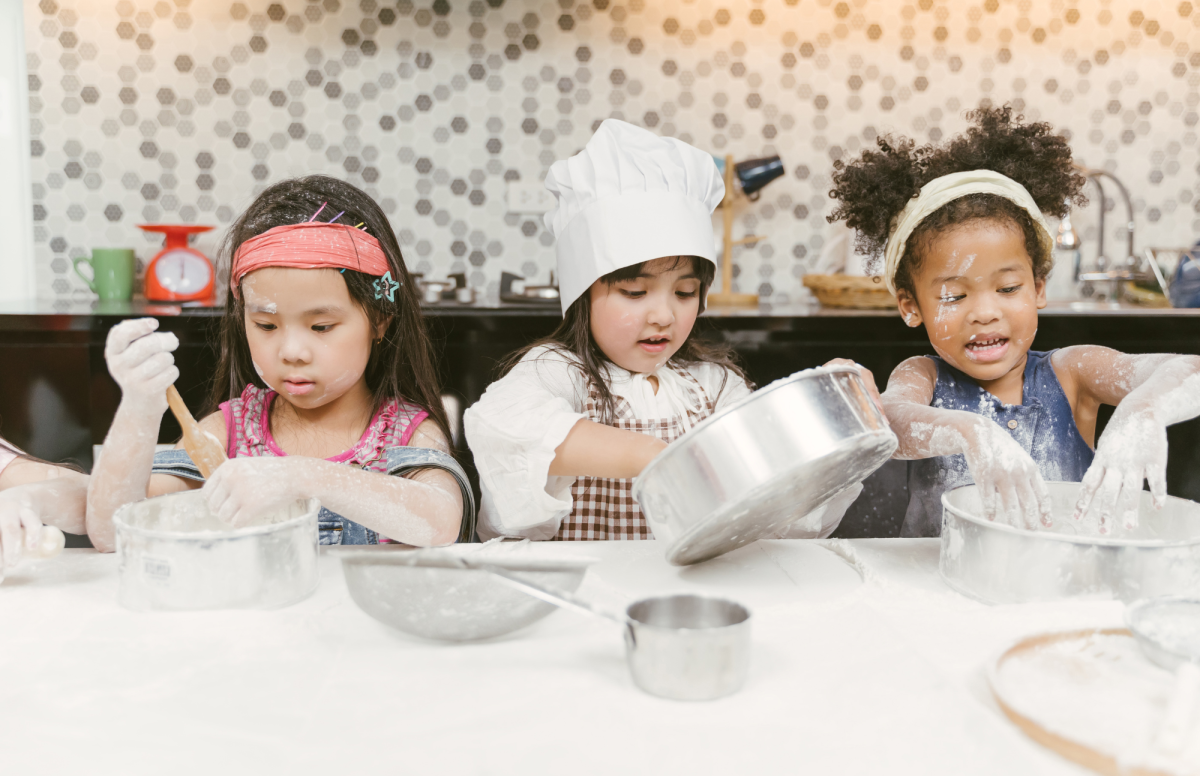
left=166, top=385, right=196, bottom=428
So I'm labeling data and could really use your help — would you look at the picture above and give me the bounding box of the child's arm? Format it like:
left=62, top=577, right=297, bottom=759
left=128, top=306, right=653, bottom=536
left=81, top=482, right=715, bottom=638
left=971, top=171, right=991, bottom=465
left=1056, top=346, right=1200, bottom=530
left=881, top=357, right=1052, bottom=529
left=200, top=419, right=463, bottom=546
left=822, top=359, right=887, bottom=416
left=86, top=318, right=193, bottom=552
left=0, top=460, right=88, bottom=531
left=0, top=467, right=88, bottom=571
left=549, top=362, right=758, bottom=478
left=548, top=420, right=667, bottom=478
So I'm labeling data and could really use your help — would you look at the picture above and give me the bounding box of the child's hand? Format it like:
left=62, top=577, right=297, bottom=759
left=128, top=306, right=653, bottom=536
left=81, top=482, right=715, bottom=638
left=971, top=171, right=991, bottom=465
left=0, top=488, right=42, bottom=573
left=201, top=457, right=311, bottom=528
left=823, top=359, right=887, bottom=422
left=961, top=418, right=1053, bottom=530
left=1073, top=409, right=1168, bottom=532
left=104, top=318, right=180, bottom=416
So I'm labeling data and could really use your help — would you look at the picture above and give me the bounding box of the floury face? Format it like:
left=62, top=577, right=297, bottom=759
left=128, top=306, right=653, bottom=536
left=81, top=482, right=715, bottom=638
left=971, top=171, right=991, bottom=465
left=587, top=256, right=704, bottom=376
left=897, top=220, right=1046, bottom=392
left=241, top=267, right=385, bottom=407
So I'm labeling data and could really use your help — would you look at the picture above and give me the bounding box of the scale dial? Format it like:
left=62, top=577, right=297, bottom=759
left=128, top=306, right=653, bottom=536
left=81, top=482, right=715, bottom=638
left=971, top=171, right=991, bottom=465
left=152, top=249, right=213, bottom=295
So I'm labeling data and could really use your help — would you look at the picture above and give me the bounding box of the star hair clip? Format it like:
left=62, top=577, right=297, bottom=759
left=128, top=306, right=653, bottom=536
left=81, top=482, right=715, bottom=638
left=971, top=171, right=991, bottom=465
left=374, top=271, right=400, bottom=302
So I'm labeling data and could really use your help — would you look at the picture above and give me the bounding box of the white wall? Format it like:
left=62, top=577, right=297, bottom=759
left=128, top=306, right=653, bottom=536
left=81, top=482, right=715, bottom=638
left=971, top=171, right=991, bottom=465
left=0, top=0, right=33, bottom=302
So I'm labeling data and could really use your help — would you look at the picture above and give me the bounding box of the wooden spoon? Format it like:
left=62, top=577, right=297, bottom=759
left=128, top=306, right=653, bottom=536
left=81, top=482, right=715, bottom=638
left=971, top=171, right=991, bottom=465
left=166, top=385, right=227, bottom=478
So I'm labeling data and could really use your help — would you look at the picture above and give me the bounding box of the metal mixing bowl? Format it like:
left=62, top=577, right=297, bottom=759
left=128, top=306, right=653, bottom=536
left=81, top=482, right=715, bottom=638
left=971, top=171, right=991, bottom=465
left=114, top=491, right=320, bottom=611
left=941, top=482, right=1200, bottom=604
left=633, top=366, right=897, bottom=566
left=336, top=545, right=597, bottom=641
left=1127, top=596, right=1200, bottom=671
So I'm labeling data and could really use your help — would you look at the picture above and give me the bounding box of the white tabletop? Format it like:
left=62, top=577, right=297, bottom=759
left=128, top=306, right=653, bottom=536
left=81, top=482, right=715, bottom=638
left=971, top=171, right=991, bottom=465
left=2, top=539, right=1117, bottom=775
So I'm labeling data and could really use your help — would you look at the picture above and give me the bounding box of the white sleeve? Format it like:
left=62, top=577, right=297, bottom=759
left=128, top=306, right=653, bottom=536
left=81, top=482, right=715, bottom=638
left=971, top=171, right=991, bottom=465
left=696, top=363, right=754, bottom=411
left=464, top=348, right=587, bottom=540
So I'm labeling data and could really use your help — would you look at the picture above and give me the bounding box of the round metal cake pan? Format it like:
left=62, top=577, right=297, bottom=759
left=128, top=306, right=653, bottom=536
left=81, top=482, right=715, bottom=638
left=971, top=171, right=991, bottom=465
left=634, top=366, right=897, bottom=566
left=941, top=481, right=1200, bottom=604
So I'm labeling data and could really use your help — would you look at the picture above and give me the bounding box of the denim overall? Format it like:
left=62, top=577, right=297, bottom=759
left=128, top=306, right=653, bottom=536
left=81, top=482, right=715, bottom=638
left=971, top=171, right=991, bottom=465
left=903, top=349, right=1095, bottom=537
left=151, top=446, right=476, bottom=544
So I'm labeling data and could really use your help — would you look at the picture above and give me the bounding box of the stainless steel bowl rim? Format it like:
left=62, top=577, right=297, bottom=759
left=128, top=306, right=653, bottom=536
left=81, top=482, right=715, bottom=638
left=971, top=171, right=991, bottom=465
left=625, top=594, right=752, bottom=633
left=942, top=484, right=1200, bottom=549
left=332, top=547, right=598, bottom=572
left=651, top=429, right=893, bottom=533
left=1126, top=595, right=1200, bottom=636
left=635, top=365, right=861, bottom=487
left=1126, top=595, right=1200, bottom=668
left=113, top=496, right=318, bottom=541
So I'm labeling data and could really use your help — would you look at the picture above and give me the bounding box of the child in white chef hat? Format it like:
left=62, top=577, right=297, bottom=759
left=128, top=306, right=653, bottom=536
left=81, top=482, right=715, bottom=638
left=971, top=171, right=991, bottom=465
left=464, top=120, right=755, bottom=541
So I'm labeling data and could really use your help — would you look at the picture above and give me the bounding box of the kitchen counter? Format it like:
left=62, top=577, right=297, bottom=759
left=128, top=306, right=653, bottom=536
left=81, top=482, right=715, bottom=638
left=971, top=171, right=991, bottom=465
left=3, top=295, right=1200, bottom=543
left=0, top=297, right=1197, bottom=328
left=2, top=540, right=1114, bottom=775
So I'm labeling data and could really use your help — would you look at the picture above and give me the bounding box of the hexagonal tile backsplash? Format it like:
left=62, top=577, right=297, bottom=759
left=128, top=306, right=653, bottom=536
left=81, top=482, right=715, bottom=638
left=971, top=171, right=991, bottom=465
left=25, top=0, right=1200, bottom=304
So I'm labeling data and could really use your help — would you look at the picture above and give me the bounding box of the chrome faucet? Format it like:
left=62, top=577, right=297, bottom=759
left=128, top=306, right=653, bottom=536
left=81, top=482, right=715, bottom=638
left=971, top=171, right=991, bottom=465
left=1057, top=204, right=1081, bottom=281
left=1077, top=168, right=1146, bottom=301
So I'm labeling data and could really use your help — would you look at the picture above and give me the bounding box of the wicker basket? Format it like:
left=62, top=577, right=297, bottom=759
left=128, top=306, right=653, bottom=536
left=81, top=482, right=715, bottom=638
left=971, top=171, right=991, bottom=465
left=1125, top=284, right=1172, bottom=308
left=802, top=274, right=896, bottom=309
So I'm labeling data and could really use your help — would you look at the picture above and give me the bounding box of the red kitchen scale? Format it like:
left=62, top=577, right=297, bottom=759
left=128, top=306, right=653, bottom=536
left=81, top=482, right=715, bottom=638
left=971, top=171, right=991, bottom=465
left=139, top=224, right=216, bottom=303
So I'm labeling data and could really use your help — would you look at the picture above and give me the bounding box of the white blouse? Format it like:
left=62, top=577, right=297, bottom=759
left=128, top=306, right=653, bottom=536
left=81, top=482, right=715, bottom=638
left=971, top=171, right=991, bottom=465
left=464, top=345, right=753, bottom=540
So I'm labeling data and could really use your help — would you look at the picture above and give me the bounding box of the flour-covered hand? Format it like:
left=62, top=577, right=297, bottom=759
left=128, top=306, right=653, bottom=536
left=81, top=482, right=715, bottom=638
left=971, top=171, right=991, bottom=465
left=1073, top=410, right=1167, bottom=532
left=201, top=457, right=313, bottom=528
left=104, top=317, right=179, bottom=415
left=0, top=488, right=43, bottom=573
left=823, top=358, right=887, bottom=422
left=961, top=418, right=1053, bottom=531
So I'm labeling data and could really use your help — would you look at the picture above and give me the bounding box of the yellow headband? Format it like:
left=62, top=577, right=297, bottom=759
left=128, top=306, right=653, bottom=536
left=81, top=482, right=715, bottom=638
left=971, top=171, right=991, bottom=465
left=882, top=170, right=1054, bottom=295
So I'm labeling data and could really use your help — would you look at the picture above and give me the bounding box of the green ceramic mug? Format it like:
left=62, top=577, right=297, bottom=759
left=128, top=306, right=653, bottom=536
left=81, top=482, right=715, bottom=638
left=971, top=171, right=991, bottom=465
left=74, top=248, right=135, bottom=301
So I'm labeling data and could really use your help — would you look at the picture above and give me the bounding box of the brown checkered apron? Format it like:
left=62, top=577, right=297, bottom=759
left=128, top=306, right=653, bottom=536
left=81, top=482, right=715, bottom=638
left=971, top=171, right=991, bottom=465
left=554, top=368, right=717, bottom=541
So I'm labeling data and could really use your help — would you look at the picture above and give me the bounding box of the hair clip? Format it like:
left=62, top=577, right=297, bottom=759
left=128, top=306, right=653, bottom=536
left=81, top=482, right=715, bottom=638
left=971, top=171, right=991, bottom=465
left=373, top=271, right=400, bottom=302
left=308, top=202, right=328, bottom=222
left=329, top=210, right=346, bottom=224
left=355, top=222, right=365, bottom=229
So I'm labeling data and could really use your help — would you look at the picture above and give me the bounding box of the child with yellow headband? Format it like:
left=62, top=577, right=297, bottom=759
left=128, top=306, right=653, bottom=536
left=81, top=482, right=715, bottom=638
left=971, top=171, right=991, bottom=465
left=830, top=106, right=1200, bottom=537
left=86, top=176, right=473, bottom=549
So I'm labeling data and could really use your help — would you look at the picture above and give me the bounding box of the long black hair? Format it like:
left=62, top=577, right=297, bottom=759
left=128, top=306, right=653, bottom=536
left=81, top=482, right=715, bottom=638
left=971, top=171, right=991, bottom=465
left=828, top=104, right=1087, bottom=298
left=210, top=175, right=451, bottom=447
left=502, top=256, right=751, bottom=424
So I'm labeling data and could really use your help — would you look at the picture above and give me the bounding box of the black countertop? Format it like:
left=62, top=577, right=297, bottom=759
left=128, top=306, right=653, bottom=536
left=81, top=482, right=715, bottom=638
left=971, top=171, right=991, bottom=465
left=0, top=297, right=1197, bottom=330
left=4, top=295, right=1200, bottom=543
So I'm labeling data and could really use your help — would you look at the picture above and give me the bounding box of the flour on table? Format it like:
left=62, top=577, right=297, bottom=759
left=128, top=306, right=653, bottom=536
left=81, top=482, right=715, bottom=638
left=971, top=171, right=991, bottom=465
left=993, top=632, right=1200, bottom=775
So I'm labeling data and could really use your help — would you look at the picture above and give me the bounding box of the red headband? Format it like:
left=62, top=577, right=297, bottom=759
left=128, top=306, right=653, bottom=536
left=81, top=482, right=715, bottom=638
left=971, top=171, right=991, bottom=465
left=230, top=222, right=391, bottom=296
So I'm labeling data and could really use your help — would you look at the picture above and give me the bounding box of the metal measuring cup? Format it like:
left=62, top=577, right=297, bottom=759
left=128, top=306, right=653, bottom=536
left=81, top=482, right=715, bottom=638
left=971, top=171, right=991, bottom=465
left=469, top=561, right=752, bottom=701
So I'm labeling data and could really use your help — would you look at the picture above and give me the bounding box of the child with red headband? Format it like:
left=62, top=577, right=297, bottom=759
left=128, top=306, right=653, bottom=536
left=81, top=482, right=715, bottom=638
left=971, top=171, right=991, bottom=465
left=86, top=176, right=473, bottom=549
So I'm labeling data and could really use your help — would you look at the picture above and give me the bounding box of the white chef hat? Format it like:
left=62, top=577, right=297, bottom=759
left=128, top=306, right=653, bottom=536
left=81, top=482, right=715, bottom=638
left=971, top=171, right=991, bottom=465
left=543, top=119, right=725, bottom=314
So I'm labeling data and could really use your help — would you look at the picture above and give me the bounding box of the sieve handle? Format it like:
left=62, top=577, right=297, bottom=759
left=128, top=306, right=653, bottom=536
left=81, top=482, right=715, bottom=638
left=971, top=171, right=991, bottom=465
left=463, top=559, right=630, bottom=628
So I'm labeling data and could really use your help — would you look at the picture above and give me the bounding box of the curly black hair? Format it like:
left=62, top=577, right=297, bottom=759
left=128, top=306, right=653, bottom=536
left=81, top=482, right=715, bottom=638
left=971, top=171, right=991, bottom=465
left=827, top=105, right=1087, bottom=298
